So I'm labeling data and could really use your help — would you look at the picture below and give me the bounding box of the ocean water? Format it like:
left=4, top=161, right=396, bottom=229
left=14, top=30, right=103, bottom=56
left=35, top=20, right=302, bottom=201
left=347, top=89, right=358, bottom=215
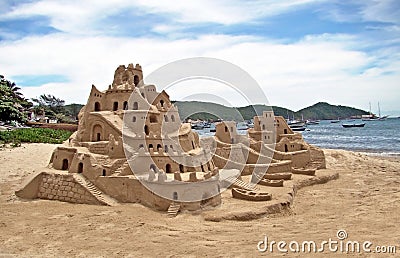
left=302, top=118, right=400, bottom=156
left=195, top=118, right=400, bottom=156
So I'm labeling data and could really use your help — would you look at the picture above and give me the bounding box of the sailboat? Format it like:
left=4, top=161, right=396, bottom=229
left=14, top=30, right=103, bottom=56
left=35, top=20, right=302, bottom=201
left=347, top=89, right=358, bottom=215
left=362, top=102, right=388, bottom=121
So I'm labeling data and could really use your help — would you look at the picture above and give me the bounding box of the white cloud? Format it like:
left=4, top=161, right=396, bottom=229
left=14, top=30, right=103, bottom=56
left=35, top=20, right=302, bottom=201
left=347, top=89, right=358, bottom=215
left=1, top=0, right=399, bottom=112
left=2, top=0, right=325, bottom=35
left=1, top=31, right=398, bottom=112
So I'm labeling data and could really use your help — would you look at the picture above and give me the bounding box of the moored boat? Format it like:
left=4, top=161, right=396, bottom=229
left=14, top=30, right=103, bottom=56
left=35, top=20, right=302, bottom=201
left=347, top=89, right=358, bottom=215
left=342, top=123, right=365, bottom=128
left=231, top=188, right=272, bottom=201
left=291, top=126, right=306, bottom=131
left=306, top=120, right=320, bottom=125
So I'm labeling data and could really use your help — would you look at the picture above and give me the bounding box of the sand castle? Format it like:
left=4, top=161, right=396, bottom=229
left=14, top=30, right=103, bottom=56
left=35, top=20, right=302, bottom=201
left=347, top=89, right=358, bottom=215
left=16, top=62, right=328, bottom=216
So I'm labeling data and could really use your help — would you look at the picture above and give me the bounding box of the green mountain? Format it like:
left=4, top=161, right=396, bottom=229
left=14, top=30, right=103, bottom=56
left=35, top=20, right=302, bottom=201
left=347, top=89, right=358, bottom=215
left=174, top=101, right=368, bottom=121
left=64, top=104, right=84, bottom=118
left=174, top=101, right=292, bottom=121
left=295, top=102, right=369, bottom=120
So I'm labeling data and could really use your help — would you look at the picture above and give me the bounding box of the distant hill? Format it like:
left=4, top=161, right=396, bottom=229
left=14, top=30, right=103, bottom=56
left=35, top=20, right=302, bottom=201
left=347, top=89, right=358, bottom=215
left=174, top=101, right=368, bottom=121
left=237, top=105, right=292, bottom=120
left=173, top=101, right=243, bottom=121
left=64, top=104, right=84, bottom=118
left=174, top=101, right=293, bottom=121
left=295, top=102, right=369, bottom=120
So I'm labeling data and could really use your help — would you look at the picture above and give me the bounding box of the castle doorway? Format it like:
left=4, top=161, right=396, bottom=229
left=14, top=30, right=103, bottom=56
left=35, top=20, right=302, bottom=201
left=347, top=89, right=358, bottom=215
left=62, top=159, right=69, bottom=170
left=94, top=102, right=101, bottom=111
left=284, top=144, right=288, bottom=152
left=166, top=164, right=172, bottom=173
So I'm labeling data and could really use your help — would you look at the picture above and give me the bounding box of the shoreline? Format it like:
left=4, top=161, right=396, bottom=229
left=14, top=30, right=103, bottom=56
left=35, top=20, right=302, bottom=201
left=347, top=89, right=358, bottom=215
left=324, top=147, right=400, bottom=157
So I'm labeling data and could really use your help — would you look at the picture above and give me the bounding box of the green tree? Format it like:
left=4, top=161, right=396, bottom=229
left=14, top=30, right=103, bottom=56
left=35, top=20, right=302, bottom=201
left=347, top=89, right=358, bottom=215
left=0, top=75, right=31, bottom=123
left=32, top=94, right=65, bottom=118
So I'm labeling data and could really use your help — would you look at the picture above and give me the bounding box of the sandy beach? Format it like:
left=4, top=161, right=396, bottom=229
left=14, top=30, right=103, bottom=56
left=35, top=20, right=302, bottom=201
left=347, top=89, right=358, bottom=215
left=0, top=143, right=399, bottom=257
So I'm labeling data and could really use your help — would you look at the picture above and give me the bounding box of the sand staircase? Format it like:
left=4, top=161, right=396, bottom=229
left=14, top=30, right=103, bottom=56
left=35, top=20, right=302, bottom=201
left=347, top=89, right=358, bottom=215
left=88, top=141, right=109, bottom=155
left=72, top=174, right=119, bottom=206
left=167, top=202, right=181, bottom=218
left=223, top=176, right=258, bottom=191
left=114, top=161, right=130, bottom=175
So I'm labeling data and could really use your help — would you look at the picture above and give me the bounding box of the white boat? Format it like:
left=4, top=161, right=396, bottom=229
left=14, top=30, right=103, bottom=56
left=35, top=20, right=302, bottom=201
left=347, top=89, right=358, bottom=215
left=362, top=102, right=388, bottom=121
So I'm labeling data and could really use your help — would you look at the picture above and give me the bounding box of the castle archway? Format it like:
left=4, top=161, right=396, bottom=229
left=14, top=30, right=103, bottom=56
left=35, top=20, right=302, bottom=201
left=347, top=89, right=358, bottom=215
left=94, top=102, right=101, bottom=111
left=92, top=124, right=103, bottom=141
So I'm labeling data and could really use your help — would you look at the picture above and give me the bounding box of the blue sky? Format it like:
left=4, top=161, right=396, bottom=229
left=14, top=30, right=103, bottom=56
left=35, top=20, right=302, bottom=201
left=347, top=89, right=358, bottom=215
left=0, top=0, right=399, bottom=114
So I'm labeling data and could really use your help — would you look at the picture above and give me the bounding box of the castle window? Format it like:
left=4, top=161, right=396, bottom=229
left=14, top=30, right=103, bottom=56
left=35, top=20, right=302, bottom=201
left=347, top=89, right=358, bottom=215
left=94, top=102, right=101, bottom=111
left=157, top=144, right=162, bottom=151
left=144, top=125, right=149, bottom=135
left=102, top=169, right=106, bottom=176
left=78, top=162, right=83, bottom=173
left=141, top=93, right=145, bottom=98
left=132, top=116, right=136, bottom=122
left=139, top=144, right=144, bottom=149
left=173, top=191, right=178, bottom=200
left=164, top=115, right=169, bottom=122
left=149, top=114, right=157, bottom=123
left=134, top=75, right=139, bottom=86
left=113, top=102, right=118, bottom=111
left=179, top=164, right=184, bottom=173
left=262, top=124, right=265, bottom=130
left=123, top=101, right=128, bottom=110
left=171, top=115, right=175, bottom=122
left=149, top=144, right=153, bottom=149
left=284, top=144, right=288, bottom=152
left=150, top=164, right=157, bottom=173
left=164, top=145, right=169, bottom=152
left=160, top=100, right=164, bottom=107
left=224, top=126, right=228, bottom=132
left=133, top=102, right=138, bottom=110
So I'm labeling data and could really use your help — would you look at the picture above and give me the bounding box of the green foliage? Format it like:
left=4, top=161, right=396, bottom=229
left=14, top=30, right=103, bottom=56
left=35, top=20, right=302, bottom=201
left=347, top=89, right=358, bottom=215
left=0, top=75, right=31, bottom=123
left=32, top=94, right=65, bottom=116
left=0, top=128, right=73, bottom=145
